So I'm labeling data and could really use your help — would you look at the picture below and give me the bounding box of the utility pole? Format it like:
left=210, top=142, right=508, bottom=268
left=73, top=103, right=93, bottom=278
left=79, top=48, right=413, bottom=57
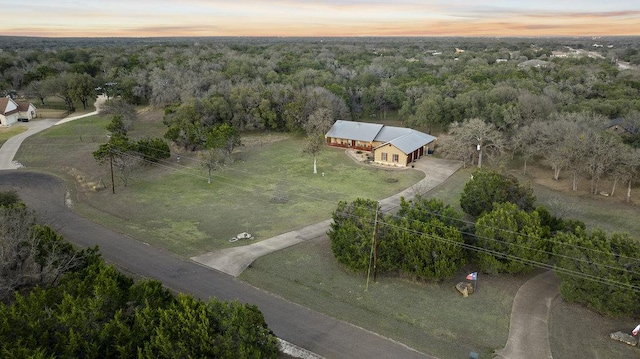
left=109, top=151, right=115, bottom=194
left=365, top=202, right=380, bottom=291
left=477, top=138, right=483, bottom=168
left=372, top=202, right=380, bottom=282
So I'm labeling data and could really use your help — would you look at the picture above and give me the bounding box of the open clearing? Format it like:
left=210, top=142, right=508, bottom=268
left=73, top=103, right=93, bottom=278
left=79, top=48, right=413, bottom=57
left=16, top=114, right=424, bottom=256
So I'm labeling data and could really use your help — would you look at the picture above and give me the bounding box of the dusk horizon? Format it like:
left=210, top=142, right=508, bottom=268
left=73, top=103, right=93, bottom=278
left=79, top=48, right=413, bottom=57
left=4, top=1, right=639, bottom=38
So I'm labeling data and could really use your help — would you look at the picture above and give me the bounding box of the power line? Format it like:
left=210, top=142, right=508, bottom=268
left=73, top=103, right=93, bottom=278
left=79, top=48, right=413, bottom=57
left=115, top=144, right=640, bottom=281
left=332, top=208, right=640, bottom=293
left=346, top=198, right=640, bottom=268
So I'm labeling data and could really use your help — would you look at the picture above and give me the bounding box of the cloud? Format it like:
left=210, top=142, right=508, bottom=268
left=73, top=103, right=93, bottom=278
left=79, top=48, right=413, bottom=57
left=2, top=0, right=639, bottom=37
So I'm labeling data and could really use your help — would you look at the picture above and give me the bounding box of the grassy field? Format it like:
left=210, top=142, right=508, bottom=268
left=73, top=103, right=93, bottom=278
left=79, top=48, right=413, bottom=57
left=13, top=112, right=640, bottom=358
left=0, top=125, right=28, bottom=147
left=16, top=116, right=424, bottom=256
left=241, top=233, right=526, bottom=358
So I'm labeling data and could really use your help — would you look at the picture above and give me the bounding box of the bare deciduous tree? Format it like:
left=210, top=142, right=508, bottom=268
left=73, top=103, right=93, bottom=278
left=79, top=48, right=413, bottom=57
left=582, top=132, right=621, bottom=194
left=99, top=98, right=138, bottom=131
left=439, top=118, right=505, bottom=168
left=304, top=107, right=334, bottom=174
left=624, top=148, right=640, bottom=202
left=200, top=147, right=230, bottom=184
left=0, top=207, right=84, bottom=301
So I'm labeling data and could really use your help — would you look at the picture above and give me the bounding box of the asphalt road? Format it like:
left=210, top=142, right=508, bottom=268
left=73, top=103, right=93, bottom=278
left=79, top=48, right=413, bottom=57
left=0, top=171, right=430, bottom=359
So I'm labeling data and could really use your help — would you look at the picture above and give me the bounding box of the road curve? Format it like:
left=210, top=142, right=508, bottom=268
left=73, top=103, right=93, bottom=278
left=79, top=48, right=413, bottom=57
left=0, top=171, right=431, bottom=359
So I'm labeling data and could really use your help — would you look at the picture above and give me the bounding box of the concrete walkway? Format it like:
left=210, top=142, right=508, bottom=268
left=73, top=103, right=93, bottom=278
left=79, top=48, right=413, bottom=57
left=191, top=155, right=463, bottom=276
left=494, top=270, right=560, bottom=359
left=0, top=118, right=59, bottom=169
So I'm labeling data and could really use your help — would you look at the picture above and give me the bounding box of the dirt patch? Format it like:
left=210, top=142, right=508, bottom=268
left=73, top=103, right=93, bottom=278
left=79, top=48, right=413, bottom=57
left=137, top=107, right=164, bottom=123
left=514, top=164, right=639, bottom=206
left=36, top=109, right=68, bottom=119
left=240, top=132, right=292, bottom=147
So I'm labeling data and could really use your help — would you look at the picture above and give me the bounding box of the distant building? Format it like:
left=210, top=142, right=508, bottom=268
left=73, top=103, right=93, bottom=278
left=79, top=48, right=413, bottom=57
left=17, top=101, right=37, bottom=121
left=0, top=98, right=36, bottom=126
left=606, top=117, right=639, bottom=137
left=517, top=59, right=552, bottom=69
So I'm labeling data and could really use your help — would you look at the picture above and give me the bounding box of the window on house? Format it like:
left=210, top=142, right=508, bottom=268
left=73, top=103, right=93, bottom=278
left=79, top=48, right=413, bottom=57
left=392, top=154, right=399, bottom=163
left=381, top=152, right=387, bottom=161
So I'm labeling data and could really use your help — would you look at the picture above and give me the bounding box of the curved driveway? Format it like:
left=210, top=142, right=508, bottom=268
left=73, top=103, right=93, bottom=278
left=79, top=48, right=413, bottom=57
left=192, top=156, right=462, bottom=276
left=494, top=270, right=560, bottom=359
left=0, top=119, right=59, bottom=169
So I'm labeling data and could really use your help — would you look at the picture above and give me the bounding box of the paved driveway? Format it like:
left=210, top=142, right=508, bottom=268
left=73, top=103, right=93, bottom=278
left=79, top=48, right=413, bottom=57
left=192, top=155, right=463, bottom=276
left=0, top=119, right=58, bottom=169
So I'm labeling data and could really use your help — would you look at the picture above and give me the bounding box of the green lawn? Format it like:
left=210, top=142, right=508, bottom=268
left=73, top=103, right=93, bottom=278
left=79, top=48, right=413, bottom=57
left=241, top=236, right=526, bottom=358
left=240, top=164, right=640, bottom=359
left=16, top=118, right=424, bottom=256
left=0, top=125, right=28, bottom=147
left=240, top=167, right=519, bottom=358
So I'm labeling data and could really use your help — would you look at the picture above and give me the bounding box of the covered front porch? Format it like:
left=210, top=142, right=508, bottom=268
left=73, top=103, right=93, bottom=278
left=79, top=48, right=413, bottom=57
left=326, top=137, right=374, bottom=151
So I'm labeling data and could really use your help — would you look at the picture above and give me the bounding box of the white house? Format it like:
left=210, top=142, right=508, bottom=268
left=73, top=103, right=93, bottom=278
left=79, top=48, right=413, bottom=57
left=0, top=98, right=37, bottom=126
left=17, top=101, right=37, bottom=121
left=0, top=97, right=20, bottom=126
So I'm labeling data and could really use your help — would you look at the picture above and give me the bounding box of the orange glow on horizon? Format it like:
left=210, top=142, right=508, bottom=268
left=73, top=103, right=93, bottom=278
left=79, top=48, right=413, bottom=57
left=2, top=4, right=639, bottom=38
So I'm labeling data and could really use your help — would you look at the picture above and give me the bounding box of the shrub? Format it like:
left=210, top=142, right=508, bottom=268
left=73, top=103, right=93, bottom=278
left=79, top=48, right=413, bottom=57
left=460, top=169, right=535, bottom=217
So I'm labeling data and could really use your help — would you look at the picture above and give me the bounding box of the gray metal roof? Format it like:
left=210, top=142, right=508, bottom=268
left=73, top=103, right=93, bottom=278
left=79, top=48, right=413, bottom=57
left=326, top=120, right=436, bottom=154
left=374, top=125, right=412, bottom=142
left=384, top=131, right=437, bottom=154
left=325, top=120, right=383, bottom=142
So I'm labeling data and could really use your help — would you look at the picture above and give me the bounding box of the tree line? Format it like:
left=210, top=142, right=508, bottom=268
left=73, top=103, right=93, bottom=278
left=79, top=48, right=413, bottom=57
left=2, top=37, right=639, bottom=130
left=329, top=170, right=640, bottom=317
left=3, top=37, right=640, bottom=196
left=438, top=112, right=640, bottom=202
left=0, top=191, right=279, bottom=357
left=3, top=38, right=640, bottom=186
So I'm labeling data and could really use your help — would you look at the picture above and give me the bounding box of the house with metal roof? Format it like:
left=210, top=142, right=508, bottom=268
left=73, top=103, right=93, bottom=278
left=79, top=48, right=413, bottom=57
left=606, top=117, right=639, bottom=137
left=325, top=120, right=436, bottom=167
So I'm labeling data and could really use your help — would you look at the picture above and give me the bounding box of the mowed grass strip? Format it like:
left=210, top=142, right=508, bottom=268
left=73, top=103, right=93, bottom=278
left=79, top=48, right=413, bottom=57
left=16, top=118, right=424, bottom=256
left=0, top=125, right=28, bottom=147
left=241, top=236, right=523, bottom=358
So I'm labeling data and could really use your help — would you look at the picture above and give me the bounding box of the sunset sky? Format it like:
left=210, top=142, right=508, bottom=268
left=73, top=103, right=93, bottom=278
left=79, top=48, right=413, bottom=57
left=3, top=0, right=639, bottom=37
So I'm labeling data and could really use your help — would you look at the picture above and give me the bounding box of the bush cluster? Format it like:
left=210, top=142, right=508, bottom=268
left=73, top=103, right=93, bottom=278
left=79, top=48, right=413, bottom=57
left=328, top=171, right=640, bottom=317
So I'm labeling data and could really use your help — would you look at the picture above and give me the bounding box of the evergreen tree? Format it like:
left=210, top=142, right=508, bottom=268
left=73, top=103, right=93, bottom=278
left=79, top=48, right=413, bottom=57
left=391, top=217, right=466, bottom=280
left=474, top=202, right=548, bottom=274
left=460, top=169, right=536, bottom=217
left=329, top=198, right=381, bottom=271
left=553, top=228, right=640, bottom=317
